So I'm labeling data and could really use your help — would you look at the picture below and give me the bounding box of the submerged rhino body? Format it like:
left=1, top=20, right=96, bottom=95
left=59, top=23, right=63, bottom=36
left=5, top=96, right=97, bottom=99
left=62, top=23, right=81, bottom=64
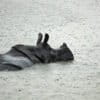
left=0, top=33, right=74, bottom=71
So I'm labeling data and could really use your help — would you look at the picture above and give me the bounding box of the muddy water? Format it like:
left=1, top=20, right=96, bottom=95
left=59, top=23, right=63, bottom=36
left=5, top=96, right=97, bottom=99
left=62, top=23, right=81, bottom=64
left=0, top=0, right=100, bottom=100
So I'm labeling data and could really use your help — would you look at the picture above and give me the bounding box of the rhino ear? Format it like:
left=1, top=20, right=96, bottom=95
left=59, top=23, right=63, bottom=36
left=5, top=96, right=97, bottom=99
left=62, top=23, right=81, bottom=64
left=36, top=33, right=43, bottom=45
left=43, top=33, right=49, bottom=44
left=60, top=42, right=67, bottom=48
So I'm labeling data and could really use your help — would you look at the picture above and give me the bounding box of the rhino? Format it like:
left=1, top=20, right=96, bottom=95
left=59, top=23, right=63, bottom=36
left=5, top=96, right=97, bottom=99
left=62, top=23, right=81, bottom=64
left=0, top=33, right=74, bottom=71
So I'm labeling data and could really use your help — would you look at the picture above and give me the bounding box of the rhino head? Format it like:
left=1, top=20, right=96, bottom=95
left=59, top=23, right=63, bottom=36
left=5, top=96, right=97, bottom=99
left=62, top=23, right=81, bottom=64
left=36, top=33, right=74, bottom=62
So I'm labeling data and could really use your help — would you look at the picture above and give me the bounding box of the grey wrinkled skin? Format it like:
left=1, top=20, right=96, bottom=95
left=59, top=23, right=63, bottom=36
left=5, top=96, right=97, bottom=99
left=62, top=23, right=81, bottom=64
left=0, top=33, right=74, bottom=71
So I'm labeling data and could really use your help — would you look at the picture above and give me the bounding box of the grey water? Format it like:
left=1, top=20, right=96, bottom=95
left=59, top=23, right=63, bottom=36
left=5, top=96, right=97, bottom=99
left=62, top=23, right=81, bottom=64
left=0, top=0, right=100, bottom=100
